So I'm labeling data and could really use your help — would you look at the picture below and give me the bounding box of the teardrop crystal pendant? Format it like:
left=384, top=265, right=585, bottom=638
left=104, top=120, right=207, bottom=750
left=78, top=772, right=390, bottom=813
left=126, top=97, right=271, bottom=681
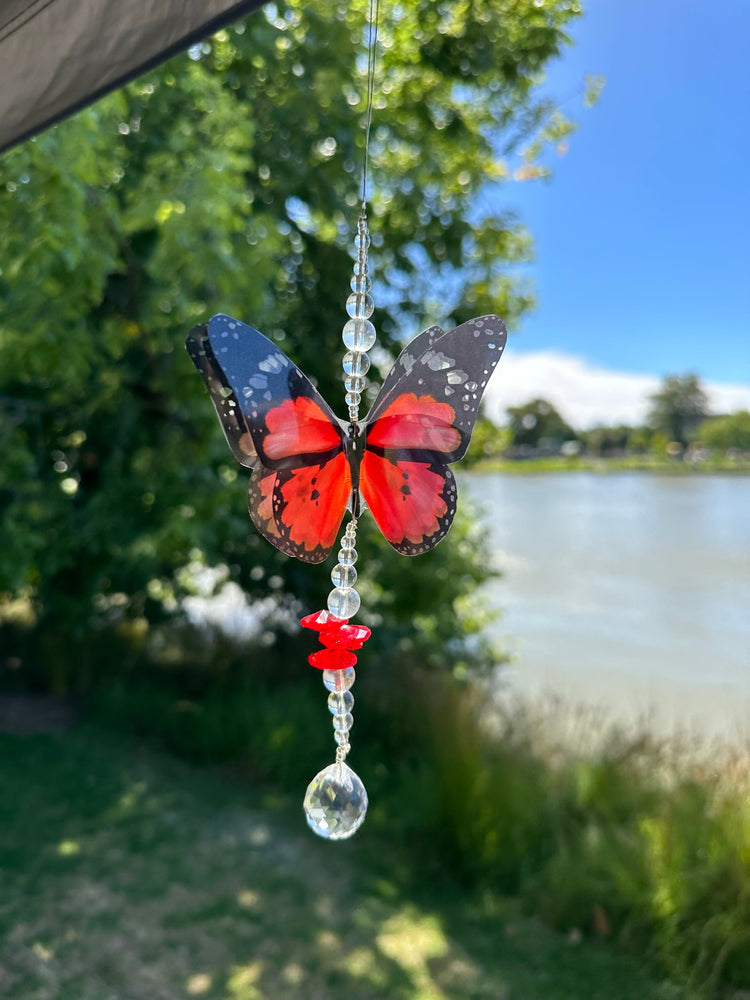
left=303, top=761, right=368, bottom=840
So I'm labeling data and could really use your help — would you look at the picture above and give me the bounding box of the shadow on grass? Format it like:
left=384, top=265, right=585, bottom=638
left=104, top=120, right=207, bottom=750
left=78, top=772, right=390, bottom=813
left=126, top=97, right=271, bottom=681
left=0, top=723, right=684, bottom=1000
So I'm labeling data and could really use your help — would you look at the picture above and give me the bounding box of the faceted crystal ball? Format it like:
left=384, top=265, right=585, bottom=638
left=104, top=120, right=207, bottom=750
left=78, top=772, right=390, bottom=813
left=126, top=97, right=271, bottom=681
left=303, top=762, right=368, bottom=840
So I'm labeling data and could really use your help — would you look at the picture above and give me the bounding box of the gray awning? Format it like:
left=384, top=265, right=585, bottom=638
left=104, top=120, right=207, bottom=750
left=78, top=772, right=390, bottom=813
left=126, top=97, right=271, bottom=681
left=0, top=0, right=267, bottom=154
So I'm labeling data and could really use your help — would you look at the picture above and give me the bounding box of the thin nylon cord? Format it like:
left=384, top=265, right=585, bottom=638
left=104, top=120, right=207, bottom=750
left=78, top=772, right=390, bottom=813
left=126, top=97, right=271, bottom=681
left=360, top=0, right=380, bottom=215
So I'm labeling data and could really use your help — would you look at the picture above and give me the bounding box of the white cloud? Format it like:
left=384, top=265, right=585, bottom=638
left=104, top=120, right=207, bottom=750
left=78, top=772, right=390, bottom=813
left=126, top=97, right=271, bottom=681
left=483, top=348, right=750, bottom=430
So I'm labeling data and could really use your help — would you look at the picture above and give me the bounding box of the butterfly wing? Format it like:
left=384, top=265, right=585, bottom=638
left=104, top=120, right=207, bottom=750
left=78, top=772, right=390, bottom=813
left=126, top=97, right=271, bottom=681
left=187, top=314, right=350, bottom=564
left=360, top=315, right=507, bottom=555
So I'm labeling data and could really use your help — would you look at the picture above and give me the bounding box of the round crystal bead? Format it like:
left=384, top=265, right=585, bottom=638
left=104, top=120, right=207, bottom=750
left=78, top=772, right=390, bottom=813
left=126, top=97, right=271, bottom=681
left=333, top=730, right=350, bottom=746
left=337, top=548, right=358, bottom=567
left=327, top=587, right=361, bottom=619
left=346, top=292, right=374, bottom=318
left=304, top=762, right=368, bottom=840
left=328, top=690, right=355, bottom=714
left=342, top=318, right=376, bottom=352
left=322, top=666, right=355, bottom=692
left=340, top=531, right=356, bottom=551
left=354, top=230, right=370, bottom=250
left=333, top=712, right=354, bottom=733
left=345, top=391, right=361, bottom=408
left=343, top=351, right=370, bottom=377
left=345, top=375, right=365, bottom=394
left=331, top=563, right=357, bottom=588
left=350, top=274, right=371, bottom=293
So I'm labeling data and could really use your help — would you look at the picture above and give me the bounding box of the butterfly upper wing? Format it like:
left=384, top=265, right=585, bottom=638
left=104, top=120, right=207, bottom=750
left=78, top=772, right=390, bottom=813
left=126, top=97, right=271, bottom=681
left=359, top=315, right=507, bottom=555
left=374, top=324, right=446, bottom=403
left=188, top=314, right=350, bottom=564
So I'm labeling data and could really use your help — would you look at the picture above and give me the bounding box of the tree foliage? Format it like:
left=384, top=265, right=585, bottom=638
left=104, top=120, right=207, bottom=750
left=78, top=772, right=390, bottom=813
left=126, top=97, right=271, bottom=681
left=698, top=409, right=750, bottom=453
left=0, top=0, right=585, bottom=684
left=506, top=397, right=576, bottom=448
left=647, top=374, right=709, bottom=445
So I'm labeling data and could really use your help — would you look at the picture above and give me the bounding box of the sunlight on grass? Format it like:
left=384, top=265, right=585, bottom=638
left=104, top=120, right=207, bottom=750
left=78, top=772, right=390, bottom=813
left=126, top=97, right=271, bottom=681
left=105, top=781, right=148, bottom=821
left=57, top=839, right=81, bottom=856
left=236, top=888, right=260, bottom=909
left=341, top=946, right=387, bottom=988
left=186, top=972, right=212, bottom=994
left=226, top=961, right=263, bottom=999
left=32, top=942, right=53, bottom=962
left=281, top=961, right=305, bottom=985
left=376, top=910, right=452, bottom=999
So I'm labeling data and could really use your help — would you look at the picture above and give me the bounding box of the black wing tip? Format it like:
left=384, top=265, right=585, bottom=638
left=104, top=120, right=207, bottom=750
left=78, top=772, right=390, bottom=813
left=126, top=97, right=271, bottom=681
left=186, top=322, right=209, bottom=352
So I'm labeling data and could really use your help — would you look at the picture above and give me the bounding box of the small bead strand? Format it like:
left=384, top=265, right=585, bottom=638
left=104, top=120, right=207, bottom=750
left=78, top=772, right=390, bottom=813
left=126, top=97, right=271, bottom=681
left=342, top=215, right=375, bottom=423
left=327, top=518, right=361, bottom=619
left=324, top=666, right=356, bottom=763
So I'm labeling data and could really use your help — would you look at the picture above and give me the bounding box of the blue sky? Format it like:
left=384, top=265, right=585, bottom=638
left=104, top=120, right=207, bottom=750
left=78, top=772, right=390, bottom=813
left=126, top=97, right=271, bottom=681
left=482, top=0, right=749, bottom=425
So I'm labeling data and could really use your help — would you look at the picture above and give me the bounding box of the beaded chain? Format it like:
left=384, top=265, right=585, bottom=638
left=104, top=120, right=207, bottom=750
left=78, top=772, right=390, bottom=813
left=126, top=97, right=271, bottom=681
left=300, top=3, right=380, bottom=841
left=300, top=220, right=376, bottom=840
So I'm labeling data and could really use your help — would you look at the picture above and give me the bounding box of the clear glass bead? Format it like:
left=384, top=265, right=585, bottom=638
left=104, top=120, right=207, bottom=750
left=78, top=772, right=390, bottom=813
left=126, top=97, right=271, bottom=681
left=346, top=292, right=374, bottom=318
left=331, top=563, right=357, bottom=588
left=340, top=531, right=357, bottom=551
left=343, top=351, right=370, bottom=376
left=334, top=730, right=350, bottom=746
left=337, top=547, right=358, bottom=567
left=333, top=712, right=354, bottom=733
left=328, top=690, right=355, bottom=714
left=350, top=274, right=371, bottom=294
left=342, top=318, right=376, bottom=352
left=345, top=391, right=361, bottom=408
left=327, top=587, right=361, bottom=619
left=323, top=666, right=355, bottom=692
left=345, top=374, right=365, bottom=394
left=354, top=230, right=370, bottom=251
left=304, top=762, right=368, bottom=840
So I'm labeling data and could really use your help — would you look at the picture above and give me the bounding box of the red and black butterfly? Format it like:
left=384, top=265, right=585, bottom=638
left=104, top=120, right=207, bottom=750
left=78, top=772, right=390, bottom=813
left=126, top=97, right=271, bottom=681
left=187, top=313, right=506, bottom=564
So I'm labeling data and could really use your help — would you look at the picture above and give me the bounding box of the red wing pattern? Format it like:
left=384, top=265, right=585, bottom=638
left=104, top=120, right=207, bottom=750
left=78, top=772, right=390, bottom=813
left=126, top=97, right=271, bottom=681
left=360, top=316, right=507, bottom=555
left=187, top=315, right=350, bottom=563
left=188, top=313, right=506, bottom=562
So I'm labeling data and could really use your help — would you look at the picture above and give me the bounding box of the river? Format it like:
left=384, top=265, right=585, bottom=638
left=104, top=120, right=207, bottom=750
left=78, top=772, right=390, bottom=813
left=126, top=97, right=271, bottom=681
left=461, top=472, right=750, bottom=740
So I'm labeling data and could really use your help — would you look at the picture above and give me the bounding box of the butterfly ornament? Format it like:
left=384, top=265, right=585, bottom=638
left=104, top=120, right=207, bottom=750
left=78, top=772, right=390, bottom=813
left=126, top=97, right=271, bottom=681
left=187, top=311, right=506, bottom=566
left=186, top=6, right=506, bottom=842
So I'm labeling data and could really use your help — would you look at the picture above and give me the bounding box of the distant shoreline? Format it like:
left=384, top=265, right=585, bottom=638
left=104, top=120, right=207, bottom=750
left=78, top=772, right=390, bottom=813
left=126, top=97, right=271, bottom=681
left=468, top=455, right=750, bottom=475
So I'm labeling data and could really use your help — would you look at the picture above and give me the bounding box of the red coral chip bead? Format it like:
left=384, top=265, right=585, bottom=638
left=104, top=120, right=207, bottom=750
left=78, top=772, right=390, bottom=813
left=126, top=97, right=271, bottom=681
left=308, top=649, right=357, bottom=671
left=300, top=610, right=346, bottom=632
left=318, top=624, right=372, bottom=650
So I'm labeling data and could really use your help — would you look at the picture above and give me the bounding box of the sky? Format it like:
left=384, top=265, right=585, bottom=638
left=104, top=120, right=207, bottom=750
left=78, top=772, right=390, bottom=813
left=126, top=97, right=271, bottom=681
left=482, top=0, right=750, bottom=428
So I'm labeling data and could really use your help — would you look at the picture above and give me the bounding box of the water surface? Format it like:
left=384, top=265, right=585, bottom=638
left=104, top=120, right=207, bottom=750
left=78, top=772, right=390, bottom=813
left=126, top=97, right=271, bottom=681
left=462, top=473, right=750, bottom=738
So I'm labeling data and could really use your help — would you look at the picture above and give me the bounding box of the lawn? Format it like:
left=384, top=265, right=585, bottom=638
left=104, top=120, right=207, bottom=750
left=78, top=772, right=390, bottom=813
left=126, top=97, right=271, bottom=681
left=0, top=723, right=684, bottom=1000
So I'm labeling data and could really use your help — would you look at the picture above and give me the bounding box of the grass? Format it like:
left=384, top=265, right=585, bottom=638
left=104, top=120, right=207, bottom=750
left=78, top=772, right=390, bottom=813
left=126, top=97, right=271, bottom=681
left=0, top=722, right=683, bottom=1000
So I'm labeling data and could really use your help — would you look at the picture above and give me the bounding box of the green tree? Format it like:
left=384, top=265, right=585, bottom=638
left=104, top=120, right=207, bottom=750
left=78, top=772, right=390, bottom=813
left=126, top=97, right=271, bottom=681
left=647, top=374, right=709, bottom=446
left=466, top=417, right=513, bottom=463
left=698, top=410, right=750, bottom=453
left=507, top=398, right=577, bottom=449
left=0, top=0, right=587, bottom=688
left=582, top=423, right=632, bottom=456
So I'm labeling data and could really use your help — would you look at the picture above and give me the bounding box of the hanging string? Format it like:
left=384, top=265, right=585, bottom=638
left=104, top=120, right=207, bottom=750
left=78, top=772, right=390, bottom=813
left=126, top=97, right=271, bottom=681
left=301, top=0, right=383, bottom=841
left=360, top=0, right=380, bottom=214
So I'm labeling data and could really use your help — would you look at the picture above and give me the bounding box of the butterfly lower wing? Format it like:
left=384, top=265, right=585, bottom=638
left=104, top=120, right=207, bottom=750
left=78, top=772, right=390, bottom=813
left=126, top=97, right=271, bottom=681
left=249, top=452, right=351, bottom=564
left=359, top=451, right=457, bottom=555
left=360, top=315, right=506, bottom=555
left=188, top=314, right=350, bottom=563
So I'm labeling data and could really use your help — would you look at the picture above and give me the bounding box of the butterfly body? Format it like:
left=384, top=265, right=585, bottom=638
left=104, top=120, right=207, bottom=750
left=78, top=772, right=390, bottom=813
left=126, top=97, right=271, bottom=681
left=187, top=312, right=506, bottom=563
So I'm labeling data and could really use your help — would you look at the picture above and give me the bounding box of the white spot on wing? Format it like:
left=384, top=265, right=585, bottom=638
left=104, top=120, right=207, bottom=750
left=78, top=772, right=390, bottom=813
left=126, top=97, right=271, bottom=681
left=423, top=350, right=455, bottom=371
left=259, top=353, right=286, bottom=374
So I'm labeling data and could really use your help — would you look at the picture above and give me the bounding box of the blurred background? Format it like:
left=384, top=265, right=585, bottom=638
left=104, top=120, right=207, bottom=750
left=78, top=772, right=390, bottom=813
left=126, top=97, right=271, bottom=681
left=1, top=1, right=748, bottom=998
